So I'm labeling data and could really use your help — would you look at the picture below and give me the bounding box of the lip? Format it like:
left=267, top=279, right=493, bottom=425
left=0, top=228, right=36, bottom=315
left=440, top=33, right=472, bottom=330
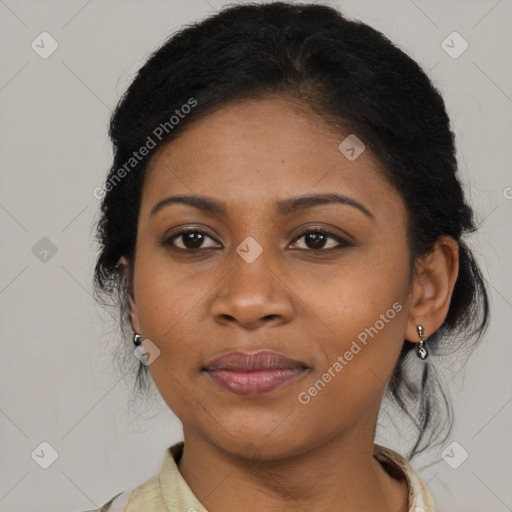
left=203, top=351, right=308, bottom=396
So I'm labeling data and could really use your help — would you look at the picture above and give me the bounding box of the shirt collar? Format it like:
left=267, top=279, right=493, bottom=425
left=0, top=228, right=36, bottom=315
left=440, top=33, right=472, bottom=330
left=153, top=441, right=435, bottom=512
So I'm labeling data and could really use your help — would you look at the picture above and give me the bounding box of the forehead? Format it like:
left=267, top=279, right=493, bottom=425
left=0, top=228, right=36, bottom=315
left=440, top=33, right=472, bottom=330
left=141, top=96, right=403, bottom=221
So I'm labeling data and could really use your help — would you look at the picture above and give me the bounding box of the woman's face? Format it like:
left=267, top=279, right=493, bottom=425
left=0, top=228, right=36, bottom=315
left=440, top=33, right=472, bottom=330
left=128, top=96, right=417, bottom=458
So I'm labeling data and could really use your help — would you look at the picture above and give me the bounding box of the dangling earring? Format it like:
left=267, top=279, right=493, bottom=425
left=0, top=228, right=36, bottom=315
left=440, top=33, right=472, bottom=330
left=416, top=324, right=428, bottom=360
left=133, top=333, right=142, bottom=347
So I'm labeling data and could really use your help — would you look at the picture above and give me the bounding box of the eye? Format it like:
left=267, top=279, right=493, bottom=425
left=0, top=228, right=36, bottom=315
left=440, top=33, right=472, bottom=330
left=161, top=227, right=351, bottom=253
left=162, top=229, right=221, bottom=250
left=289, top=229, right=351, bottom=251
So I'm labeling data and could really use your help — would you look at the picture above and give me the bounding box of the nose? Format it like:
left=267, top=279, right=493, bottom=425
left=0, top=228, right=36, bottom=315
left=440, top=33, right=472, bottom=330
left=210, top=249, right=294, bottom=331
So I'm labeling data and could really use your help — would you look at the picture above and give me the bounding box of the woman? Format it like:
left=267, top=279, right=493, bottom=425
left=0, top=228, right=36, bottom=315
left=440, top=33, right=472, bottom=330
left=90, top=2, right=489, bottom=510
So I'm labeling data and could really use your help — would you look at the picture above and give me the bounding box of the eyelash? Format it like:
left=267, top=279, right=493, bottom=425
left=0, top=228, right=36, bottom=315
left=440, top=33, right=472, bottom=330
left=160, top=227, right=352, bottom=253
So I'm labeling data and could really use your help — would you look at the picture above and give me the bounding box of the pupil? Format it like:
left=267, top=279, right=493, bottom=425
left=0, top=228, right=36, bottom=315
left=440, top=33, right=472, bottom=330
left=181, top=232, right=328, bottom=250
left=307, top=233, right=326, bottom=249
left=184, top=232, right=204, bottom=249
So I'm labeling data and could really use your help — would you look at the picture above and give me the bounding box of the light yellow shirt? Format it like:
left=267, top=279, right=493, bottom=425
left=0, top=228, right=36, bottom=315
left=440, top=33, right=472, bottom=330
left=85, top=442, right=435, bottom=511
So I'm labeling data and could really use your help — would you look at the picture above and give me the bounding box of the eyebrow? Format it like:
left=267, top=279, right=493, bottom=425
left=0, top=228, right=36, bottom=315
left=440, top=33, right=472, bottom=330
left=150, top=192, right=374, bottom=219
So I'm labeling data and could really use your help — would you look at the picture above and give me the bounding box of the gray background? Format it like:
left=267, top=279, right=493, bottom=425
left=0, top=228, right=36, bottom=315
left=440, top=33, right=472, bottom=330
left=0, top=0, right=511, bottom=511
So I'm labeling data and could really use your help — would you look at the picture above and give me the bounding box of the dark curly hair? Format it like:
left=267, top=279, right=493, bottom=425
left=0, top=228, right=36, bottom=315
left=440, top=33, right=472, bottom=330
left=93, top=1, right=490, bottom=458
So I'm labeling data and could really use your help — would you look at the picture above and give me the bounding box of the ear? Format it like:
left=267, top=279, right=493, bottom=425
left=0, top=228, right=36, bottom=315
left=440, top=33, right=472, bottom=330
left=405, top=235, right=459, bottom=343
left=118, top=256, right=141, bottom=333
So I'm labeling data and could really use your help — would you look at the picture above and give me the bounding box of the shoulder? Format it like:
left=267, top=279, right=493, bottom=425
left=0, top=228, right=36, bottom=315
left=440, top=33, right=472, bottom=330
left=78, top=443, right=181, bottom=512
left=81, top=488, right=132, bottom=512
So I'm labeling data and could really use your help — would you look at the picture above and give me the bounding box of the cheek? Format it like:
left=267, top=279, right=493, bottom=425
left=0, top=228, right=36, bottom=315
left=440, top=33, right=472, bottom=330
left=133, top=250, right=204, bottom=341
left=300, top=244, right=409, bottom=342
left=293, top=304, right=407, bottom=443
left=293, top=249, right=409, bottom=410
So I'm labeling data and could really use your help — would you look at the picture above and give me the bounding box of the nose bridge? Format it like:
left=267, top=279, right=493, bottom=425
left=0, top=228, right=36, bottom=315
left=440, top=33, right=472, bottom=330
left=210, top=234, right=294, bottom=328
left=229, top=235, right=277, bottom=305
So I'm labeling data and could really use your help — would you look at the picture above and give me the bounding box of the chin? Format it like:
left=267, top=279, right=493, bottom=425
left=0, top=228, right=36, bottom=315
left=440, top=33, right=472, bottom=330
left=203, top=421, right=315, bottom=462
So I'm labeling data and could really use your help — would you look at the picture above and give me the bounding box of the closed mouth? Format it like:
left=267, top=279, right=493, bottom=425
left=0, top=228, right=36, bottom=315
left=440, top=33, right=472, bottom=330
left=203, top=350, right=309, bottom=396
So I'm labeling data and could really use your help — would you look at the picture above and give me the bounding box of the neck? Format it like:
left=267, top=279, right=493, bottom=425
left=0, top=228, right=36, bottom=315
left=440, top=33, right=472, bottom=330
left=177, top=416, right=408, bottom=512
